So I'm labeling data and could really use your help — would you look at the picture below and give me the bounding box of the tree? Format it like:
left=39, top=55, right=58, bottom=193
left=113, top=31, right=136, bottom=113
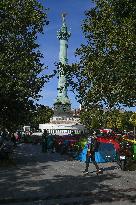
left=0, top=0, right=48, bottom=130
left=30, top=105, right=54, bottom=129
left=129, top=113, right=136, bottom=135
left=63, top=0, right=136, bottom=109
left=80, top=107, right=103, bottom=130
left=80, top=107, right=134, bottom=131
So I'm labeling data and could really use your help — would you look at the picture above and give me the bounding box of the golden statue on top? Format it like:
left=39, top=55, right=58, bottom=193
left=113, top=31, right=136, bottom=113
left=61, top=12, right=67, bottom=23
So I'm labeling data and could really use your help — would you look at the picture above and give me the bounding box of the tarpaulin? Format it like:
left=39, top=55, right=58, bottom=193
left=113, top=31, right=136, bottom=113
left=76, top=142, right=116, bottom=163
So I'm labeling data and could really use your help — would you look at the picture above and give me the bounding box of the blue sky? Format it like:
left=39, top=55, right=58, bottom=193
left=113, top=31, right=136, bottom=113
left=37, top=0, right=136, bottom=112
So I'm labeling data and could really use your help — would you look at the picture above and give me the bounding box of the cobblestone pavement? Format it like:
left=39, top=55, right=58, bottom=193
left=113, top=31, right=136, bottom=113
left=0, top=143, right=136, bottom=205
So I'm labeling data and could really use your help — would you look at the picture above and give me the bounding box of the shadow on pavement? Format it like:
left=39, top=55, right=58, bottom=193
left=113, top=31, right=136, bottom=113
left=0, top=172, right=136, bottom=204
left=0, top=143, right=136, bottom=204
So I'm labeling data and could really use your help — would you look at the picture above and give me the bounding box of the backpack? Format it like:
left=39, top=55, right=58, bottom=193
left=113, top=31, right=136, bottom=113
left=90, top=138, right=100, bottom=152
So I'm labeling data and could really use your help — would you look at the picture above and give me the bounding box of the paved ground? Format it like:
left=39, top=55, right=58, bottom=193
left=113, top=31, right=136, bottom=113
left=0, top=143, right=136, bottom=205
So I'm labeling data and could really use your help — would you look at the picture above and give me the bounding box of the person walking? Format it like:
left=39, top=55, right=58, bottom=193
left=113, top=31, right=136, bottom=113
left=83, top=131, right=102, bottom=175
left=41, top=129, right=48, bottom=153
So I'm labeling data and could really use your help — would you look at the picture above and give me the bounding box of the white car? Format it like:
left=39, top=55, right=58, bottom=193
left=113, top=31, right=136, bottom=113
left=31, top=132, right=43, bottom=137
left=31, top=132, right=43, bottom=144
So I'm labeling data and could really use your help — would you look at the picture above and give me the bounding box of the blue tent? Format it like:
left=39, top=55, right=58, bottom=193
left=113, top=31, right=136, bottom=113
left=76, top=142, right=116, bottom=163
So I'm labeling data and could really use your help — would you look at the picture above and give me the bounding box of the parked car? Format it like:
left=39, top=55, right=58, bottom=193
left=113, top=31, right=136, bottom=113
left=31, top=132, right=43, bottom=144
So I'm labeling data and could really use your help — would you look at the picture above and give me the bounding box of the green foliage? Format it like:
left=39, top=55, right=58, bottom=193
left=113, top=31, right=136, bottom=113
left=80, top=107, right=103, bottom=130
left=30, top=105, right=54, bottom=129
left=0, top=0, right=48, bottom=130
left=105, top=110, right=133, bottom=130
left=80, top=107, right=133, bottom=131
left=63, top=0, right=136, bottom=109
left=129, top=113, right=136, bottom=126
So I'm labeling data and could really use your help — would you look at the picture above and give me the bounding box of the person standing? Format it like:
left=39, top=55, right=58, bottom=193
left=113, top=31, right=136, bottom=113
left=2, top=128, right=9, bottom=141
left=83, top=131, right=102, bottom=175
left=41, top=129, right=48, bottom=153
left=10, top=132, right=17, bottom=147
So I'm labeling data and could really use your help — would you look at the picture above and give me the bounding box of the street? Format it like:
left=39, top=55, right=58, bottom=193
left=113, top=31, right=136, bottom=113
left=0, top=143, right=136, bottom=205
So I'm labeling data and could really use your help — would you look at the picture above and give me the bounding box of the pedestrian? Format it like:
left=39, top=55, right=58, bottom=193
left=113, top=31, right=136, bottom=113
left=41, top=129, right=48, bottom=153
left=83, top=131, right=102, bottom=175
left=10, top=132, right=17, bottom=147
left=2, top=128, right=9, bottom=141
left=50, top=135, right=56, bottom=153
